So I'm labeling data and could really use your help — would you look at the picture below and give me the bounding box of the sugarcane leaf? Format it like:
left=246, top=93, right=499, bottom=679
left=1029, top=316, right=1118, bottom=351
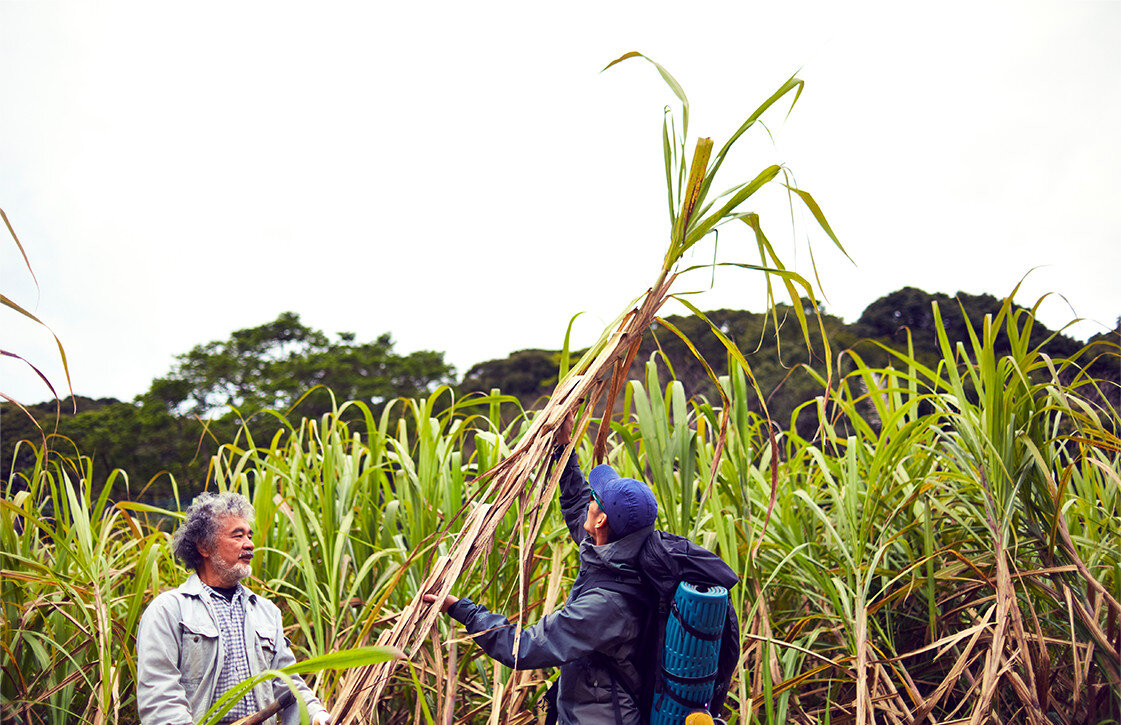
left=663, top=114, right=676, bottom=224
left=2, top=207, right=38, bottom=294
left=0, top=351, right=61, bottom=413
left=559, top=311, right=584, bottom=380
left=669, top=138, right=714, bottom=259
left=0, top=294, right=74, bottom=405
left=603, top=51, right=689, bottom=138
left=740, top=212, right=816, bottom=354
left=681, top=165, right=782, bottom=252
left=669, top=297, right=766, bottom=398
left=702, top=74, right=804, bottom=199
left=786, top=185, right=852, bottom=262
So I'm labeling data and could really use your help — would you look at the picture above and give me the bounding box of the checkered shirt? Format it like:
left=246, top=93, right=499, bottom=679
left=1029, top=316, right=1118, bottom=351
left=202, top=584, right=259, bottom=723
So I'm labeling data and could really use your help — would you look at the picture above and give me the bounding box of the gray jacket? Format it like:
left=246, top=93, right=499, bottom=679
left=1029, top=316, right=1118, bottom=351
left=448, top=453, right=651, bottom=725
left=136, top=574, right=327, bottom=725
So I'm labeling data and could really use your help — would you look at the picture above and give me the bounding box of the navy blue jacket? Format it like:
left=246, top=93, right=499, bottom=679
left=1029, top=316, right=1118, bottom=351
left=448, top=452, right=650, bottom=724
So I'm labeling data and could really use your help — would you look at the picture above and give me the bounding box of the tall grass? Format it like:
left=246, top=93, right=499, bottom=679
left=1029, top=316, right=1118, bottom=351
left=2, top=207, right=74, bottom=413
left=1, top=448, right=161, bottom=724
left=3, top=295, right=1117, bottom=723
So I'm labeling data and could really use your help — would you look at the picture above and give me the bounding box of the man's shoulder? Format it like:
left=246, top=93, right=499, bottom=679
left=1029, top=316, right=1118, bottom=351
left=140, top=583, right=193, bottom=627
left=571, top=571, right=645, bottom=615
left=143, top=573, right=207, bottom=609
left=241, top=584, right=281, bottom=617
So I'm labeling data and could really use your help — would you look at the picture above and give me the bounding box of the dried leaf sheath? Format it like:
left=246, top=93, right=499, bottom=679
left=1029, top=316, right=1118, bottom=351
left=333, top=274, right=680, bottom=719
left=331, top=54, right=838, bottom=721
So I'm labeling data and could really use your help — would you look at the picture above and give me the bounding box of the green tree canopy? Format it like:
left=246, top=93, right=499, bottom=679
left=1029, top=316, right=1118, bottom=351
left=144, top=312, right=455, bottom=417
left=852, top=286, right=1082, bottom=358
left=460, top=349, right=560, bottom=405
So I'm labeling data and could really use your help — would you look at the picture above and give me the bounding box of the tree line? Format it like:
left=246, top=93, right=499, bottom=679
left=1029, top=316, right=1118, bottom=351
left=3, top=287, right=1117, bottom=501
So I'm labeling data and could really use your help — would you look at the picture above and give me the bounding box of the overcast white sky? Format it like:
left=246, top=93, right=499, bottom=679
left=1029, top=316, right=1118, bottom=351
left=2, top=1, right=1118, bottom=407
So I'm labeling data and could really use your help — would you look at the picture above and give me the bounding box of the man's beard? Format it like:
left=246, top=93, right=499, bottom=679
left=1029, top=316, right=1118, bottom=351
left=214, top=554, right=251, bottom=584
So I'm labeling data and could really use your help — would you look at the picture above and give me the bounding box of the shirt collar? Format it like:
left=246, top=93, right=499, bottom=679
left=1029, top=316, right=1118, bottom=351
left=180, top=572, right=256, bottom=603
left=201, top=581, right=243, bottom=602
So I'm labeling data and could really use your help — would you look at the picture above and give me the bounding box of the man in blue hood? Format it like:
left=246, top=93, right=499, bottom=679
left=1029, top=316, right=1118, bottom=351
left=425, top=414, right=658, bottom=724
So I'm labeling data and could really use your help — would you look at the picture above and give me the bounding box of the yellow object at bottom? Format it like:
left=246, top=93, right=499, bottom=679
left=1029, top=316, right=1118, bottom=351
left=685, top=711, right=714, bottom=725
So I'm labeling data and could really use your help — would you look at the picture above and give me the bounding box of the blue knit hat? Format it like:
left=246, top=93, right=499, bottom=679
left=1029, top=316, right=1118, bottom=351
left=588, top=464, right=658, bottom=538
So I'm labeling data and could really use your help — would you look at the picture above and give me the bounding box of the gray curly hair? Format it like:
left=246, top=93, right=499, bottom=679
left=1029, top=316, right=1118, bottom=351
left=171, top=492, right=255, bottom=571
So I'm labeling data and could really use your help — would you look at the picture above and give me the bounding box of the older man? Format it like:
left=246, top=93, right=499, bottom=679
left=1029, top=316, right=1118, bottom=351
left=425, top=416, right=658, bottom=724
left=137, top=492, right=330, bottom=725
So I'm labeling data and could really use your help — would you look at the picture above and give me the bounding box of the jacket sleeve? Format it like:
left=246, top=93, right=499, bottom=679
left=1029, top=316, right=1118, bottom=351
left=136, top=595, right=194, bottom=725
left=263, top=605, right=328, bottom=725
left=556, top=451, right=591, bottom=545
left=447, top=590, right=638, bottom=671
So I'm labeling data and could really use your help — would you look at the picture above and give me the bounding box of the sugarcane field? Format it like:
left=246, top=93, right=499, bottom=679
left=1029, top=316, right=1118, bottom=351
left=2, top=6, right=1120, bottom=725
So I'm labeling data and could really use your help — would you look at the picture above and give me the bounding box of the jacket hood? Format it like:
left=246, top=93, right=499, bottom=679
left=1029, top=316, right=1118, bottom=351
left=579, top=523, right=655, bottom=572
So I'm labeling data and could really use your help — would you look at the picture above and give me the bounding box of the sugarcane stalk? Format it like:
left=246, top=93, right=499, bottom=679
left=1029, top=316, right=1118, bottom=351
left=231, top=690, right=296, bottom=725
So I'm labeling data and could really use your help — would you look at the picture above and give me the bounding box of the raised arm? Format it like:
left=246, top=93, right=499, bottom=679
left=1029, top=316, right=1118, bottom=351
left=553, top=409, right=591, bottom=545
left=556, top=451, right=591, bottom=545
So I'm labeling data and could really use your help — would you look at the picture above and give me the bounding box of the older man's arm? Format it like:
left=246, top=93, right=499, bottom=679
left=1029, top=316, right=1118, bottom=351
left=136, top=595, right=194, bottom=725
left=264, top=607, right=331, bottom=725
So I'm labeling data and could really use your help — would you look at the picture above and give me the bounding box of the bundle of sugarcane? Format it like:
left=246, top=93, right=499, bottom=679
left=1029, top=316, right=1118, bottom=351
left=331, top=51, right=844, bottom=723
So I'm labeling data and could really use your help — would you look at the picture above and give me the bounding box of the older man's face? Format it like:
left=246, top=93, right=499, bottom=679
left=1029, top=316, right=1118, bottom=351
left=202, top=515, right=254, bottom=585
